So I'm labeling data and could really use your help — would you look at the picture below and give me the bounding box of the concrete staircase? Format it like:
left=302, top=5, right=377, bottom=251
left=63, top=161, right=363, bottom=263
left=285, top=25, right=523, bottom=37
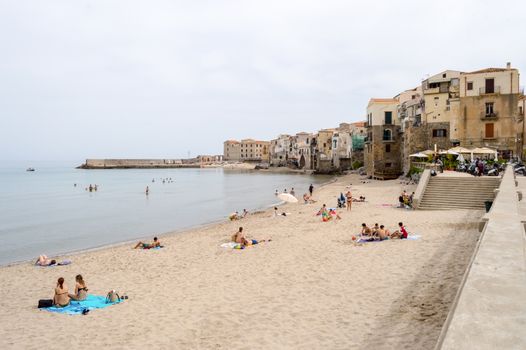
left=418, top=176, right=500, bottom=210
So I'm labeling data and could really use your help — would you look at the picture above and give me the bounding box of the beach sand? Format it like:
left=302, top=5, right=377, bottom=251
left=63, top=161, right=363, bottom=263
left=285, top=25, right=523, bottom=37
left=0, top=174, right=481, bottom=350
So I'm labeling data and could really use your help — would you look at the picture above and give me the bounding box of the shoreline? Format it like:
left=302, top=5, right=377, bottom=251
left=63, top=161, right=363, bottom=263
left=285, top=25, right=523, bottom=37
left=1, top=175, right=338, bottom=269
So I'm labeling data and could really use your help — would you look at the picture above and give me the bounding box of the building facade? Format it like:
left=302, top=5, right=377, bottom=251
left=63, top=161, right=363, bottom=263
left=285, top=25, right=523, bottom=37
left=364, top=98, right=402, bottom=179
left=223, top=139, right=269, bottom=162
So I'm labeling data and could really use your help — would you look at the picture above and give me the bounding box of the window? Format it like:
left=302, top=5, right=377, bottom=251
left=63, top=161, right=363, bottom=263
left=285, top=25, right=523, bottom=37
left=485, top=103, right=494, bottom=116
left=432, top=129, right=447, bottom=137
left=485, top=123, right=494, bottom=138
left=467, top=82, right=473, bottom=90
left=385, top=162, right=392, bottom=168
left=383, top=129, right=392, bottom=141
left=485, top=78, right=495, bottom=94
left=385, top=144, right=391, bottom=153
left=442, top=73, right=446, bottom=78
left=520, top=106, right=524, bottom=116
left=384, top=111, right=392, bottom=125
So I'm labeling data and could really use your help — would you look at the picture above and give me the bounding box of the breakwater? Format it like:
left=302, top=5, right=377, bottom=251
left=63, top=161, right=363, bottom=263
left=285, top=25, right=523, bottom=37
left=78, top=159, right=204, bottom=169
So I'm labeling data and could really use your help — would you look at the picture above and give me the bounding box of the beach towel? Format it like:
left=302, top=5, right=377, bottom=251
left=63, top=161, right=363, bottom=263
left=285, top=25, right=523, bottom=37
left=42, top=294, right=121, bottom=315
left=220, top=242, right=244, bottom=249
left=36, top=260, right=72, bottom=267
left=357, top=235, right=421, bottom=243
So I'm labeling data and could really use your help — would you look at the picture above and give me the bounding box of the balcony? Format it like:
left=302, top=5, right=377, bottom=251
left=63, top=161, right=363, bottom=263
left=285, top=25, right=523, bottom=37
left=479, top=86, right=501, bottom=95
left=382, top=136, right=395, bottom=142
left=480, top=112, right=499, bottom=120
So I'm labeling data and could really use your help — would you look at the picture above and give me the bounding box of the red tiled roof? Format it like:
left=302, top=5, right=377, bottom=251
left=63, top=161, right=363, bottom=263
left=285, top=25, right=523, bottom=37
left=351, top=121, right=366, bottom=127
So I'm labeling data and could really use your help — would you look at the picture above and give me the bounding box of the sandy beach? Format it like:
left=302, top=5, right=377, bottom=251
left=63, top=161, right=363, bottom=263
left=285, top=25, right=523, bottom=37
left=0, top=174, right=481, bottom=350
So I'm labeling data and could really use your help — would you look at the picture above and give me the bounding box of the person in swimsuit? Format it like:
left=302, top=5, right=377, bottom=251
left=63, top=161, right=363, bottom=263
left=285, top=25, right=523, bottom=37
left=69, top=274, right=88, bottom=301
left=36, top=255, right=56, bottom=266
left=231, top=227, right=269, bottom=247
left=361, top=223, right=372, bottom=236
left=346, top=191, right=352, bottom=211
left=134, top=237, right=161, bottom=249
left=390, top=222, right=409, bottom=239
left=53, top=277, right=70, bottom=307
left=377, top=225, right=390, bottom=240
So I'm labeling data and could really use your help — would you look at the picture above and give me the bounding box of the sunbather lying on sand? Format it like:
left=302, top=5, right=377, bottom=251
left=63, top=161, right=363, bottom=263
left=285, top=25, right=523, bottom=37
left=231, top=227, right=270, bottom=247
left=134, top=237, right=162, bottom=249
left=36, top=255, right=56, bottom=266
left=352, top=196, right=366, bottom=202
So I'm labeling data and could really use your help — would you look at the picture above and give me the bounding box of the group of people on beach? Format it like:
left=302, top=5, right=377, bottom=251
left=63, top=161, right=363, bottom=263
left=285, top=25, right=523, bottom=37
left=229, top=209, right=249, bottom=221
left=86, top=184, right=98, bottom=192
left=360, top=222, right=408, bottom=240
left=52, top=275, right=88, bottom=307
left=398, top=190, right=414, bottom=208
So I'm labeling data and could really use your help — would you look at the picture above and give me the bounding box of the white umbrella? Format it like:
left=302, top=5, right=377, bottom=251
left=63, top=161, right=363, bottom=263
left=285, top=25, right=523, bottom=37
left=409, top=152, right=429, bottom=158
left=439, top=150, right=459, bottom=156
left=278, top=193, right=298, bottom=203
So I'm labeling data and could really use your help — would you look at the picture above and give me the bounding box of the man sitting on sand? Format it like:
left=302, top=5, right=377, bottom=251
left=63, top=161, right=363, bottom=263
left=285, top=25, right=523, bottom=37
left=372, top=223, right=380, bottom=237
left=390, top=222, right=409, bottom=239
left=377, top=225, right=390, bottom=240
left=231, top=227, right=269, bottom=247
left=134, top=237, right=161, bottom=249
left=361, top=223, right=372, bottom=236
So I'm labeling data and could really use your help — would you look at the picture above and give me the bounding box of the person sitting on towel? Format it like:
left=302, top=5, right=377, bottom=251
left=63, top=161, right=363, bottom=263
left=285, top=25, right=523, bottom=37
left=390, top=222, right=409, bottom=239
left=53, top=277, right=70, bottom=307
left=134, top=237, right=161, bottom=249
left=68, top=274, right=88, bottom=301
left=361, top=223, right=373, bottom=236
left=377, top=225, right=390, bottom=240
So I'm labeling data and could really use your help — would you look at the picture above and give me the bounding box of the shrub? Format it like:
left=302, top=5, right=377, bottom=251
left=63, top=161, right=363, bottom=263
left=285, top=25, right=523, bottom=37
left=407, top=165, right=423, bottom=177
left=352, top=160, right=364, bottom=170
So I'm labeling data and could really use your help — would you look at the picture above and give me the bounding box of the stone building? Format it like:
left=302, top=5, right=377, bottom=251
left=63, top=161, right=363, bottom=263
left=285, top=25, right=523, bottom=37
left=458, top=64, right=522, bottom=158
left=223, top=140, right=241, bottom=161
left=292, top=132, right=315, bottom=169
left=269, top=134, right=292, bottom=166
left=223, top=139, right=269, bottom=162
left=332, top=124, right=352, bottom=170
left=316, top=129, right=335, bottom=172
left=364, top=98, right=402, bottom=179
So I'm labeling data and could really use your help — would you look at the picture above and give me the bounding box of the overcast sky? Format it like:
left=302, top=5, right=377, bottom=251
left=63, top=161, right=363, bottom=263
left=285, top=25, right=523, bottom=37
left=1, top=0, right=524, bottom=161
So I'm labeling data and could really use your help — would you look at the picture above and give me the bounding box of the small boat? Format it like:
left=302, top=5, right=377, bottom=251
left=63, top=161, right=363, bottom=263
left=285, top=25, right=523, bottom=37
left=26, top=168, right=35, bottom=172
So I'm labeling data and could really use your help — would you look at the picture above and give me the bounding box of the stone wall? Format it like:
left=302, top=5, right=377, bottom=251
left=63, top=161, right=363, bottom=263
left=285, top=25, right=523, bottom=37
left=365, top=125, right=403, bottom=179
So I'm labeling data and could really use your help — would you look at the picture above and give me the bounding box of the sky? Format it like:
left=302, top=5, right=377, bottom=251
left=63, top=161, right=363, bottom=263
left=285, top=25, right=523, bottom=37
left=0, top=0, right=525, bottom=161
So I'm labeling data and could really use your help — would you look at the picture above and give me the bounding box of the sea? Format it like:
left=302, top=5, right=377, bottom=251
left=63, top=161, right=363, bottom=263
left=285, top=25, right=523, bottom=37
left=0, top=161, right=331, bottom=265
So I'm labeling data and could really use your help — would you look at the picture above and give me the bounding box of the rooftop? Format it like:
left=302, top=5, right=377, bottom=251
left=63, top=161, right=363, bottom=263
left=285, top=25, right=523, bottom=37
left=368, top=98, right=398, bottom=105
left=465, top=67, right=515, bottom=74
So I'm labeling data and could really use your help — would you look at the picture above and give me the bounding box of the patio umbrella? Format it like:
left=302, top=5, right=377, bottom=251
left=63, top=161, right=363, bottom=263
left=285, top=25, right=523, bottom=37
left=421, top=150, right=435, bottom=155
left=449, top=146, right=472, bottom=154
left=439, top=150, right=459, bottom=156
left=458, top=153, right=466, bottom=163
left=278, top=193, right=298, bottom=203
left=409, top=152, right=429, bottom=158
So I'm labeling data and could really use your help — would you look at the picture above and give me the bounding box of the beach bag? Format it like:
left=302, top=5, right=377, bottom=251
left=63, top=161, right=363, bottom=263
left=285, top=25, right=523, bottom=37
left=106, top=290, right=120, bottom=303
left=38, top=299, right=53, bottom=308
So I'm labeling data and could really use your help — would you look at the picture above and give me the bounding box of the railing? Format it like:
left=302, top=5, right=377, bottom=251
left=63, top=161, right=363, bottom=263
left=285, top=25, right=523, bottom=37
left=480, top=111, right=498, bottom=120
left=479, top=86, right=501, bottom=95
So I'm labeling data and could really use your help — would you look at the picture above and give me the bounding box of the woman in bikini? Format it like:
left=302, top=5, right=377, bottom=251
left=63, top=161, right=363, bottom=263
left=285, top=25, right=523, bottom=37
left=53, top=277, right=70, bottom=307
left=69, top=274, right=88, bottom=301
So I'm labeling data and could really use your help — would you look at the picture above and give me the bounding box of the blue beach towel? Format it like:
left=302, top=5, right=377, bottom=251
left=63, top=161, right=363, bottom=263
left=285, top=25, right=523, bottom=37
left=43, top=294, right=121, bottom=315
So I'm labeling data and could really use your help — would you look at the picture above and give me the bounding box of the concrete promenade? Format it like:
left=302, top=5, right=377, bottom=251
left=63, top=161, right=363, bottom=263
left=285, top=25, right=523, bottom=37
left=436, top=166, right=526, bottom=349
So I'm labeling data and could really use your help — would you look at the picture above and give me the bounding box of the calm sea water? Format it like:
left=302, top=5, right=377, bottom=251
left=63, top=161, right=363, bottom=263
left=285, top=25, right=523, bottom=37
left=0, top=161, right=331, bottom=265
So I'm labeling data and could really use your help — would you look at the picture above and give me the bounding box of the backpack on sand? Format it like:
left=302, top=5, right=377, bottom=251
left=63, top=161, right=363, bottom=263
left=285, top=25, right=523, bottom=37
left=106, top=290, right=120, bottom=303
